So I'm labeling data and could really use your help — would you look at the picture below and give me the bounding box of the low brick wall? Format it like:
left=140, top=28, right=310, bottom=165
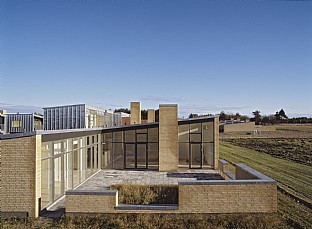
left=235, top=163, right=274, bottom=181
left=66, top=190, right=118, bottom=214
left=178, top=180, right=277, bottom=213
left=65, top=163, right=277, bottom=214
left=179, top=161, right=277, bottom=213
left=218, top=159, right=235, bottom=180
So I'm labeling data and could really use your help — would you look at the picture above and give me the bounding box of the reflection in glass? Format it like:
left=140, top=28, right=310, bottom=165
left=41, top=159, right=52, bottom=209
left=202, top=122, right=213, bottom=142
left=190, top=133, right=201, bottom=142
left=113, top=143, right=124, bottom=169
left=137, top=144, right=147, bottom=168
left=113, top=131, right=123, bottom=142
left=54, top=156, right=62, bottom=200
left=148, top=128, right=158, bottom=142
left=148, top=143, right=159, bottom=169
left=125, top=144, right=135, bottom=169
left=190, top=143, right=202, bottom=168
left=190, top=123, right=202, bottom=133
left=203, top=143, right=214, bottom=167
left=179, top=143, right=189, bottom=166
left=178, top=124, right=189, bottom=142
left=125, top=130, right=135, bottom=142
left=87, top=148, right=92, bottom=177
left=137, top=133, right=147, bottom=142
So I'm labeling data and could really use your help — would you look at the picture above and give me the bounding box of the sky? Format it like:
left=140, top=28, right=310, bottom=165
left=1, top=0, right=311, bottom=118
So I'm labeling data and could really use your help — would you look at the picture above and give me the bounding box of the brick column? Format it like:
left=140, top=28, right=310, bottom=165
left=159, top=104, right=178, bottom=171
left=147, top=109, right=155, bottom=123
left=130, top=102, right=141, bottom=124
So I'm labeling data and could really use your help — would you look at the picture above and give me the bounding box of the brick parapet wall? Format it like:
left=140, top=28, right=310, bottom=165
left=66, top=190, right=118, bottom=213
left=235, top=163, right=275, bottom=181
left=178, top=181, right=277, bottom=213
left=66, top=162, right=277, bottom=214
left=218, top=159, right=235, bottom=180
left=1, top=134, right=41, bottom=218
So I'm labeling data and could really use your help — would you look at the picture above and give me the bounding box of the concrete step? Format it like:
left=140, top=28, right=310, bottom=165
left=116, top=204, right=179, bottom=211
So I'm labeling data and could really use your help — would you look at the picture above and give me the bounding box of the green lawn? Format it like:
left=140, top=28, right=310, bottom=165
left=220, top=141, right=312, bottom=229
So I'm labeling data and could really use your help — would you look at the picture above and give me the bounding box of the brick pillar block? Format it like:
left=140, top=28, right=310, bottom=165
left=159, top=104, right=178, bottom=172
left=130, top=102, right=141, bottom=124
left=147, top=109, right=155, bottom=123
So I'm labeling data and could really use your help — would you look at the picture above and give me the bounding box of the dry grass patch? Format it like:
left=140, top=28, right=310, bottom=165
left=110, top=184, right=178, bottom=204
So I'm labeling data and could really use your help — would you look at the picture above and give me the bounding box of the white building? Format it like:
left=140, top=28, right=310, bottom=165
left=43, top=104, right=122, bottom=130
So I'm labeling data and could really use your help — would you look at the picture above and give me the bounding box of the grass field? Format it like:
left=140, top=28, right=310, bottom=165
left=224, top=138, right=312, bottom=165
left=220, top=141, right=312, bottom=228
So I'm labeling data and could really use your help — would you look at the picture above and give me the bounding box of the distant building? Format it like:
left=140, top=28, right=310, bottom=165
left=219, top=121, right=256, bottom=133
left=3, top=113, right=43, bottom=134
left=43, top=104, right=124, bottom=130
left=115, top=112, right=130, bottom=126
left=0, top=110, right=6, bottom=133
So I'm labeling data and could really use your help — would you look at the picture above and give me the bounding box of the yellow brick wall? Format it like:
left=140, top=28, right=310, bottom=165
left=179, top=183, right=277, bottom=213
left=147, top=109, right=155, bottom=123
left=159, top=105, right=178, bottom=172
left=130, top=102, right=141, bottom=124
left=1, top=135, right=41, bottom=217
left=66, top=193, right=118, bottom=213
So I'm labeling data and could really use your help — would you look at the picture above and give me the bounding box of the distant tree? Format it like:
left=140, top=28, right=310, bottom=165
left=155, top=109, right=159, bottom=122
left=219, top=111, right=227, bottom=121
left=252, top=110, right=261, bottom=125
left=279, top=109, right=288, bottom=119
left=114, top=108, right=130, bottom=114
left=274, top=111, right=281, bottom=122
left=141, top=110, right=148, bottom=120
left=240, top=115, right=249, bottom=122
left=261, top=115, right=270, bottom=125
left=234, top=112, right=241, bottom=120
left=274, top=109, right=288, bottom=123
left=189, top=113, right=199, bottom=118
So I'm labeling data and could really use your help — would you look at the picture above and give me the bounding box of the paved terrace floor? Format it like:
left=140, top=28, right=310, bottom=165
left=45, top=169, right=223, bottom=216
left=77, top=169, right=223, bottom=190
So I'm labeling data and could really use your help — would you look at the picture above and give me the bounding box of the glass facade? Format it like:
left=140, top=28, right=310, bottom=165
left=40, top=117, right=215, bottom=210
left=178, top=120, right=215, bottom=168
left=41, top=134, right=101, bottom=209
left=102, top=126, right=159, bottom=170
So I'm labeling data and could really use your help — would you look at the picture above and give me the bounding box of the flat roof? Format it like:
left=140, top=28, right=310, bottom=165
left=0, top=116, right=217, bottom=141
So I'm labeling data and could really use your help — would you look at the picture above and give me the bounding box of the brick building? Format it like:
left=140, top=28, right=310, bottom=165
left=0, top=102, right=277, bottom=217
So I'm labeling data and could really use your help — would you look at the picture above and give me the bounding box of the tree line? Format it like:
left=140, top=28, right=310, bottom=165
left=114, top=108, right=312, bottom=125
left=114, top=108, right=159, bottom=121
left=251, top=109, right=312, bottom=125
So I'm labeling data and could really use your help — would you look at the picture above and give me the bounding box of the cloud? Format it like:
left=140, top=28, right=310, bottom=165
left=0, top=102, right=43, bottom=114
left=140, top=96, right=184, bottom=103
